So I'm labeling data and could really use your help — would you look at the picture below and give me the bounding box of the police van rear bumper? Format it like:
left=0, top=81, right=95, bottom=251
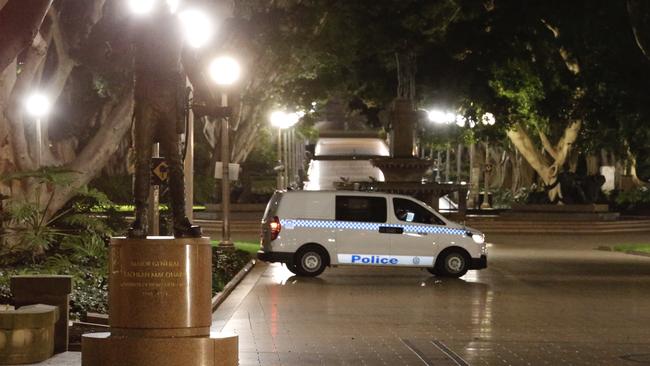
left=470, top=255, right=487, bottom=270
left=257, top=250, right=293, bottom=264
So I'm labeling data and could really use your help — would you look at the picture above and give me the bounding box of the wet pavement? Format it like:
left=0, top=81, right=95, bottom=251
left=214, top=233, right=650, bottom=366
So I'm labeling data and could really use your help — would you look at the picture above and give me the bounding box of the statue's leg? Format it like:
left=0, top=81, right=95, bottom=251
left=128, top=103, right=155, bottom=238
left=160, top=114, right=202, bottom=238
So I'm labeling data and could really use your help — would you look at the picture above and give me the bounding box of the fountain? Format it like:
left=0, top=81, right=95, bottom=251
left=371, top=99, right=434, bottom=181
left=367, top=99, right=468, bottom=215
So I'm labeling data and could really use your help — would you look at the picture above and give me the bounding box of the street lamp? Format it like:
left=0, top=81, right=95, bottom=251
left=425, top=109, right=463, bottom=182
left=479, top=112, right=496, bottom=209
left=128, top=0, right=181, bottom=14
left=179, top=8, right=214, bottom=48
left=166, top=0, right=180, bottom=13
left=24, top=92, right=51, bottom=167
left=209, top=55, right=241, bottom=248
left=127, top=0, right=155, bottom=15
left=209, top=56, right=241, bottom=86
left=269, top=110, right=301, bottom=189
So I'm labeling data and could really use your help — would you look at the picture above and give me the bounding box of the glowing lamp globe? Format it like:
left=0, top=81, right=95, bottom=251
left=179, top=9, right=213, bottom=48
left=209, top=56, right=241, bottom=86
left=25, top=93, right=51, bottom=118
left=127, top=0, right=155, bottom=14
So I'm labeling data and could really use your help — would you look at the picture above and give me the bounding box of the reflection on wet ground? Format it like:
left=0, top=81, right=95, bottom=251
left=217, top=233, right=650, bottom=365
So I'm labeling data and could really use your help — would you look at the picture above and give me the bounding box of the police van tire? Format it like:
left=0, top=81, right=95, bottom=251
left=434, top=248, right=470, bottom=278
left=294, top=246, right=327, bottom=277
left=286, top=263, right=300, bottom=275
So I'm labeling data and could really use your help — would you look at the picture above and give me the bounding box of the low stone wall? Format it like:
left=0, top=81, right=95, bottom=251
left=0, top=304, right=59, bottom=365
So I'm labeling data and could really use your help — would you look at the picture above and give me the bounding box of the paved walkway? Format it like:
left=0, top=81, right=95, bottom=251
left=215, top=233, right=650, bottom=365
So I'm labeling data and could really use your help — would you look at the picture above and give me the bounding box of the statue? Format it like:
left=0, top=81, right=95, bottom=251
left=128, top=3, right=200, bottom=238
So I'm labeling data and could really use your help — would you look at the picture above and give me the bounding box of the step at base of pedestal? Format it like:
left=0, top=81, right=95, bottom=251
left=81, top=332, right=238, bottom=366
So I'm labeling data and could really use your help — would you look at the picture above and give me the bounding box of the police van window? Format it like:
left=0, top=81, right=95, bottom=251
left=336, top=196, right=387, bottom=223
left=393, top=198, right=445, bottom=225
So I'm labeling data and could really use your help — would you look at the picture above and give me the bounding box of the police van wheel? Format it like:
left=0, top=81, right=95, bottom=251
left=295, top=247, right=327, bottom=277
left=434, top=249, right=470, bottom=278
left=286, top=263, right=300, bottom=275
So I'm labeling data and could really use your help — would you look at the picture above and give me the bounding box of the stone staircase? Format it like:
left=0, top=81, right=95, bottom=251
left=464, top=217, right=650, bottom=234
left=196, top=219, right=261, bottom=242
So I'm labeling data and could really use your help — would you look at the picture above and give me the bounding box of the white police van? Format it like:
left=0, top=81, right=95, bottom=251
left=257, top=190, right=487, bottom=277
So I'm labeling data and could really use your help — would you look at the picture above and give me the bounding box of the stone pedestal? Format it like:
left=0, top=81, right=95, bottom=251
left=82, top=237, right=238, bottom=366
left=10, top=275, right=72, bottom=353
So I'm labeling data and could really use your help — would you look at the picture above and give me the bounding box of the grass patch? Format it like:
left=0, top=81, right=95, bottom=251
left=211, top=240, right=259, bottom=255
left=613, top=244, right=650, bottom=254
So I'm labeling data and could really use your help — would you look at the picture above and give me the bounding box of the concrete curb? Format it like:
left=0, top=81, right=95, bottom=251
left=596, top=246, right=650, bottom=258
left=626, top=250, right=650, bottom=258
left=211, top=259, right=257, bottom=312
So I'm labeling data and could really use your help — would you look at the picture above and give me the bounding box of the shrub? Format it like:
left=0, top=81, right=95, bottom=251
left=212, top=248, right=251, bottom=294
left=0, top=168, right=126, bottom=317
left=614, top=186, right=650, bottom=212
left=490, top=186, right=534, bottom=208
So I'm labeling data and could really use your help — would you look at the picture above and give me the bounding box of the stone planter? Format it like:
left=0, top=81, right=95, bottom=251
left=0, top=304, right=59, bottom=365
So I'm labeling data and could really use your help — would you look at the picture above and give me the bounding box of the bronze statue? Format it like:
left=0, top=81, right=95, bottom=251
left=128, top=3, right=200, bottom=238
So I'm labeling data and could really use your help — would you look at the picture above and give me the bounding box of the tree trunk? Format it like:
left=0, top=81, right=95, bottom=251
left=5, top=35, right=49, bottom=173
left=46, top=90, right=134, bottom=218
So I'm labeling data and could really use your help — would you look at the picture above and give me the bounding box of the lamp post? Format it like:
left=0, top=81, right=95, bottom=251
left=24, top=92, right=51, bottom=167
left=209, top=56, right=241, bottom=248
left=269, top=110, right=300, bottom=189
left=479, top=113, right=496, bottom=209
left=426, top=109, right=460, bottom=184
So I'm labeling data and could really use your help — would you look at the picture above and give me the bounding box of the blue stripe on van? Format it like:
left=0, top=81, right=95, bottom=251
left=280, top=219, right=467, bottom=236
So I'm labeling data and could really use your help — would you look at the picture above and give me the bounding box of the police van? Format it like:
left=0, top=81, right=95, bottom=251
left=257, top=190, right=487, bottom=277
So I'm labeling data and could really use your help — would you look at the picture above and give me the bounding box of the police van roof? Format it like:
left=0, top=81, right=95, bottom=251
left=277, top=190, right=416, bottom=200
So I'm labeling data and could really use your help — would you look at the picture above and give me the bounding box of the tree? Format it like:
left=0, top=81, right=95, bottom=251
left=0, top=1, right=136, bottom=220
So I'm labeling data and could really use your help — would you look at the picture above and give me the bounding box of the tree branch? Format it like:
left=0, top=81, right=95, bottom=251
left=627, top=0, right=650, bottom=62
left=540, top=19, right=580, bottom=75
left=537, top=128, right=558, bottom=160
left=0, top=0, right=53, bottom=73
left=552, top=119, right=581, bottom=168
left=506, top=123, right=553, bottom=184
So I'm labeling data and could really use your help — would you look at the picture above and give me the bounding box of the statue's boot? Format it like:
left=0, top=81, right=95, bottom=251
left=127, top=208, right=149, bottom=239
left=173, top=216, right=202, bottom=238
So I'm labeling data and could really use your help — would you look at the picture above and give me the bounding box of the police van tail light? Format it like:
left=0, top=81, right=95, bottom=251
left=270, top=216, right=281, bottom=240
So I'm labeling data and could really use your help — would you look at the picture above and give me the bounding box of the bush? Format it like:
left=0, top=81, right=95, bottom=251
left=212, top=248, right=251, bottom=294
left=0, top=168, right=126, bottom=317
left=490, top=186, right=534, bottom=209
left=614, top=186, right=650, bottom=212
